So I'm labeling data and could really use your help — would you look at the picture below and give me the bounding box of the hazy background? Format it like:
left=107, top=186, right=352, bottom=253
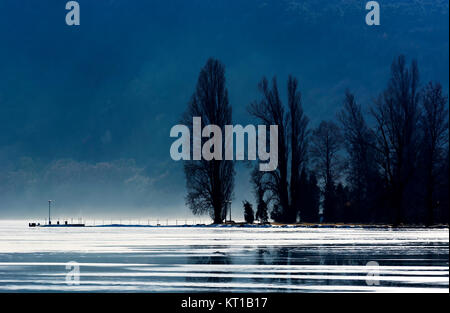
left=0, top=0, right=448, bottom=219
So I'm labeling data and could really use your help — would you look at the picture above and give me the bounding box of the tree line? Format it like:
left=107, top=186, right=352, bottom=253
left=182, top=56, right=449, bottom=226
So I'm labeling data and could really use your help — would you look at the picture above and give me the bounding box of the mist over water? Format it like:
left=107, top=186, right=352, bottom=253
left=0, top=221, right=447, bottom=292
left=0, top=0, right=448, bottom=218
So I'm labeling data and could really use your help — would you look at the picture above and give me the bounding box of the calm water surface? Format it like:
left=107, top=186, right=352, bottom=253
left=0, top=221, right=448, bottom=292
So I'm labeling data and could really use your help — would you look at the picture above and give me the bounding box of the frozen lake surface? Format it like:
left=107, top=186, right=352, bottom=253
left=0, top=221, right=448, bottom=292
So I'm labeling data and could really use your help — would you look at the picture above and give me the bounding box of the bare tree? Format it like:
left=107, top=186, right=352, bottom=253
left=419, top=82, right=448, bottom=225
left=243, top=201, right=255, bottom=224
left=183, top=58, right=234, bottom=224
left=310, top=121, right=343, bottom=222
left=248, top=77, right=289, bottom=222
left=338, top=90, right=378, bottom=222
left=288, top=76, right=310, bottom=222
left=370, top=55, right=421, bottom=225
left=298, top=168, right=320, bottom=223
left=251, top=167, right=269, bottom=223
left=248, top=76, right=309, bottom=223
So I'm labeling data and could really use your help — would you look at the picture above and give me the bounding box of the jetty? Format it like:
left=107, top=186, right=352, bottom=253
left=28, top=200, right=85, bottom=227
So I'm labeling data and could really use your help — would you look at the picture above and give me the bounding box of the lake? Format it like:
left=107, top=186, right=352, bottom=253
left=0, top=221, right=448, bottom=292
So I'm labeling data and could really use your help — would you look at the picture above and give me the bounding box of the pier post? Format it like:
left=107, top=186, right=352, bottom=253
left=48, top=200, right=52, bottom=224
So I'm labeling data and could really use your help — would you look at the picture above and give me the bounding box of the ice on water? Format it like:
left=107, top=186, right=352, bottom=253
left=0, top=221, right=448, bottom=292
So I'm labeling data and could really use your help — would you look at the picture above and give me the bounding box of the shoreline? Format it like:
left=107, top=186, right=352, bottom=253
left=90, top=223, right=449, bottom=229
left=12, top=219, right=448, bottom=229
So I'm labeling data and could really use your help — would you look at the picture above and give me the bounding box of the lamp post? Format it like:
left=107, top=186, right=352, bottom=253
left=48, top=200, right=53, bottom=225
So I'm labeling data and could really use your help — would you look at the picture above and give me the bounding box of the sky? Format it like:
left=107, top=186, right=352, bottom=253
left=0, top=0, right=448, bottom=219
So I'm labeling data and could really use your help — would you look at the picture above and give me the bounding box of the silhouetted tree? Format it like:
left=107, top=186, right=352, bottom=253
left=183, top=58, right=235, bottom=224
left=435, top=151, right=449, bottom=224
left=419, top=82, right=449, bottom=225
left=251, top=167, right=269, bottom=223
left=243, top=201, right=255, bottom=224
left=371, top=55, right=421, bottom=225
left=244, top=54, right=447, bottom=226
left=288, top=77, right=310, bottom=222
left=297, top=167, right=309, bottom=222
left=307, top=172, right=321, bottom=223
left=256, top=200, right=269, bottom=223
left=248, top=77, right=289, bottom=222
left=335, top=183, right=351, bottom=222
left=270, top=203, right=283, bottom=222
left=298, top=168, right=320, bottom=223
left=310, top=121, right=343, bottom=223
left=248, top=76, right=309, bottom=223
left=338, top=90, right=380, bottom=222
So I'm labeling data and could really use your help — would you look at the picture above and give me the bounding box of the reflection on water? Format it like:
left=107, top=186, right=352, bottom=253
left=187, top=249, right=233, bottom=284
left=0, top=222, right=448, bottom=292
left=182, top=243, right=448, bottom=292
